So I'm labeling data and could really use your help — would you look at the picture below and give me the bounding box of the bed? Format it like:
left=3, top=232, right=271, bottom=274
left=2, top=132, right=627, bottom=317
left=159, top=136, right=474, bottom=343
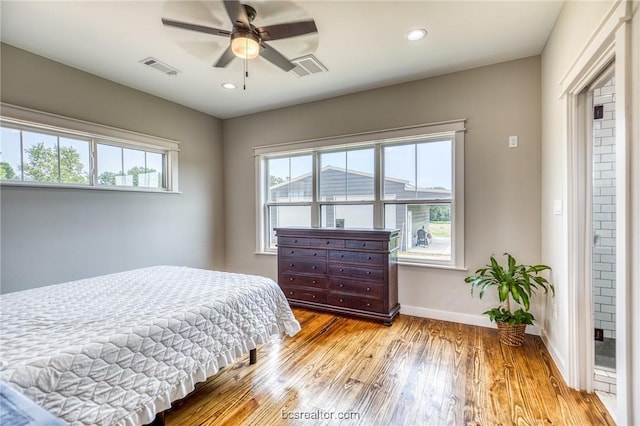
left=0, top=266, right=301, bottom=425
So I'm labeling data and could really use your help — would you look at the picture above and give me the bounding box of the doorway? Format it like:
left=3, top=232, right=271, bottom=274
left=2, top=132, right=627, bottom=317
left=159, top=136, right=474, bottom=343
left=589, top=68, right=617, bottom=402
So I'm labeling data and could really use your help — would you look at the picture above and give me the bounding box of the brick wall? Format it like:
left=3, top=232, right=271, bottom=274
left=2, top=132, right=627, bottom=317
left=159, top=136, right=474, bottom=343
left=592, top=75, right=616, bottom=339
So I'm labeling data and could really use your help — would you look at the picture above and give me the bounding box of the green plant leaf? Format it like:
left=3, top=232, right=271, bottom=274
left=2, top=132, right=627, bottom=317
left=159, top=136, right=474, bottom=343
left=466, top=253, right=555, bottom=325
left=499, top=282, right=509, bottom=302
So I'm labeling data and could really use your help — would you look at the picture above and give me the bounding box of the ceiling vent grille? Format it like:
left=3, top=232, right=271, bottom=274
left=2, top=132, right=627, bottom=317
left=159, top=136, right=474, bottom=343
left=139, top=57, right=181, bottom=76
left=290, top=54, right=327, bottom=78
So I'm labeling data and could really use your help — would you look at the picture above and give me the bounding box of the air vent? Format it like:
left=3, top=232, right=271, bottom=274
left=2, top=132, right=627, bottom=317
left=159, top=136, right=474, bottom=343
left=139, top=57, right=181, bottom=76
left=290, top=54, right=327, bottom=78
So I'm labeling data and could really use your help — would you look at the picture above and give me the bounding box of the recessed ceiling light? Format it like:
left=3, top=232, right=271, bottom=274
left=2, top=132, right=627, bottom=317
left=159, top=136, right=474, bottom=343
left=221, top=82, right=236, bottom=90
left=405, top=29, right=427, bottom=42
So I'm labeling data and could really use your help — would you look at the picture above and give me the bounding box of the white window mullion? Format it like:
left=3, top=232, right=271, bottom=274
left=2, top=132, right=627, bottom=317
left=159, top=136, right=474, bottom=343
left=373, top=144, right=383, bottom=228
left=56, top=136, right=61, bottom=183
left=90, top=140, right=98, bottom=186
left=311, top=151, right=319, bottom=227
left=19, top=129, right=25, bottom=181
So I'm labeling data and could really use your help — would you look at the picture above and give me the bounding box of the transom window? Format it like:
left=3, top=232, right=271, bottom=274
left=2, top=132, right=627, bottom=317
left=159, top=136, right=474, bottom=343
left=0, top=104, right=179, bottom=192
left=258, top=120, right=465, bottom=267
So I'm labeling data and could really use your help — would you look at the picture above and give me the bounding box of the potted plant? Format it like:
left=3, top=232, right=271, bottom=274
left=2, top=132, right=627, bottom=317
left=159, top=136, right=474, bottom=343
left=465, top=253, right=554, bottom=346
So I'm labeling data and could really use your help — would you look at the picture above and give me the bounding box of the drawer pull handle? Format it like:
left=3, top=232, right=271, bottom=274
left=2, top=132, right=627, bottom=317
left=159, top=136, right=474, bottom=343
left=339, top=298, right=344, bottom=303
left=313, top=253, right=317, bottom=256
left=312, top=280, right=317, bottom=284
left=362, top=243, right=366, bottom=247
left=289, top=277, right=294, bottom=281
left=366, top=287, right=371, bottom=291
left=367, top=256, right=372, bottom=260
left=294, top=240, right=298, bottom=243
left=339, top=268, right=344, bottom=272
left=341, top=254, right=344, bottom=258
left=312, top=266, right=317, bottom=270
left=366, top=271, right=371, bottom=275
left=340, top=283, right=344, bottom=288
left=366, top=303, right=371, bottom=307
left=289, top=291, right=294, bottom=295
left=326, top=241, right=331, bottom=245
left=290, top=250, right=295, bottom=254
left=312, top=295, right=316, bottom=299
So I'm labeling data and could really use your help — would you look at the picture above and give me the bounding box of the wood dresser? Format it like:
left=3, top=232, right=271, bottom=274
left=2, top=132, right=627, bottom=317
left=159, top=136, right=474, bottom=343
left=275, top=227, right=400, bottom=325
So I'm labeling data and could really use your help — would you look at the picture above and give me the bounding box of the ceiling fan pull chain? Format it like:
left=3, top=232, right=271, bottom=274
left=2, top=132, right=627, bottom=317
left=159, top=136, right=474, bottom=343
left=243, top=56, right=248, bottom=90
left=243, top=38, right=248, bottom=90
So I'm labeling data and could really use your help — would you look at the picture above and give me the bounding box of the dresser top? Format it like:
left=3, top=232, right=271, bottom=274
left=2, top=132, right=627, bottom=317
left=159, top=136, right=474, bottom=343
left=274, top=227, right=399, bottom=240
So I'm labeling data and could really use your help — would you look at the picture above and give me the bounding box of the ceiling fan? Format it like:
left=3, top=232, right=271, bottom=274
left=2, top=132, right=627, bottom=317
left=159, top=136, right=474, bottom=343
left=162, top=0, right=318, bottom=72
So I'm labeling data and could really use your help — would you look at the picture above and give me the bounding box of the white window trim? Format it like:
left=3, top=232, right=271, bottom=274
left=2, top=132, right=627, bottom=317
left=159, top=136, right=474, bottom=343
left=254, top=119, right=465, bottom=269
left=0, top=103, right=180, bottom=193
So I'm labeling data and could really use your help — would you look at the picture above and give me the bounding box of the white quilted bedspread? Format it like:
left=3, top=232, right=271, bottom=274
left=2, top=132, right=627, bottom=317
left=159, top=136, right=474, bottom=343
left=0, top=266, right=300, bottom=425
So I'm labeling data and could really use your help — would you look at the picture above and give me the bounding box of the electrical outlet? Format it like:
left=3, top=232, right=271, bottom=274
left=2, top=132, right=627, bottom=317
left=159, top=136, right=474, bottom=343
left=508, top=136, right=518, bottom=148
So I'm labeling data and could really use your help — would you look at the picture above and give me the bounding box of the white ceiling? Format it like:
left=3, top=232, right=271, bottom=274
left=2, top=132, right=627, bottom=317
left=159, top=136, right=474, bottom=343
left=0, top=1, right=564, bottom=119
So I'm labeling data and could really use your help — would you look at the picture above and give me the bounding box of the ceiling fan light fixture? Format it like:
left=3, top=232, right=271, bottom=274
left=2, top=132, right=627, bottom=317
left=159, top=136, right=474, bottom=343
left=221, top=82, right=237, bottom=90
left=231, top=31, right=260, bottom=59
left=405, top=29, right=427, bottom=42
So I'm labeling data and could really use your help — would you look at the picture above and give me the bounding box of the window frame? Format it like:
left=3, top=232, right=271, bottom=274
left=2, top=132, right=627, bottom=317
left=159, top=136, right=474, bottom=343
left=255, top=120, right=465, bottom=269
left=0, top=103, right=179, bottom=192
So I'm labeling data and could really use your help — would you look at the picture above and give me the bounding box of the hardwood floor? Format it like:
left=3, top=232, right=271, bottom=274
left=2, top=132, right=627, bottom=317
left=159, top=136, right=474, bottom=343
left=165, top=308, right=614, bottom=425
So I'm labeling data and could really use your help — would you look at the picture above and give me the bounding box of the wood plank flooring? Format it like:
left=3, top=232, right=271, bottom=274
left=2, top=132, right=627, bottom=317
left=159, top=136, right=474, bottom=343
left=165, top=308, right=615, bottom=425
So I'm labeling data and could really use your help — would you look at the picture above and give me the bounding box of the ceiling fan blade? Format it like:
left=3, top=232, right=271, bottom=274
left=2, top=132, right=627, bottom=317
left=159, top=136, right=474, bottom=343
left=213, top=46, right=235, bottom=68
left=223, top=0, right=249, bottom=28
left=259, top=42, right=296, bottom=72
left=162, top=18, right=230, bottom=37
left=257, top=20, right=317, bottom=41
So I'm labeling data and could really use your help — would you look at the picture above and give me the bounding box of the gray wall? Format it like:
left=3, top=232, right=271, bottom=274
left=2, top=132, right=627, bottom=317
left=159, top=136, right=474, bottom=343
left=223, top=56, right=543, bottom=325
left=0, top=44, right=225, bottom=293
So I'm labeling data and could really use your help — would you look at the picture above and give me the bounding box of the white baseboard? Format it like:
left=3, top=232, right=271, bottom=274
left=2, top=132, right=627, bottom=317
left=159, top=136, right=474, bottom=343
left=400, top=304, right=541, bottom=336
left=540, top=329, right=568, bottom=382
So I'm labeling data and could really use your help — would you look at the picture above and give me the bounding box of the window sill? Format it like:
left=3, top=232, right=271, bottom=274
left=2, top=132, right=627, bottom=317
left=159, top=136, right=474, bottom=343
left=397, top=260, right=467, bottom=271
left=0, top=181, right=180, bottom=194
left=255, top=251, right=277, bottom=256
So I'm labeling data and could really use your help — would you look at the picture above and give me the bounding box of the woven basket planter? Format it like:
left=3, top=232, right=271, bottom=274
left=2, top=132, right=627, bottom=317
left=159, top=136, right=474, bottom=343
left=496, top=321, right=526, bottom=347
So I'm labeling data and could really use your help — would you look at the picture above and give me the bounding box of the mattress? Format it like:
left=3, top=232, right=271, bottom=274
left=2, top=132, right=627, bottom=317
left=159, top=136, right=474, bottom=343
left=0, top=266, right=301, bottom=425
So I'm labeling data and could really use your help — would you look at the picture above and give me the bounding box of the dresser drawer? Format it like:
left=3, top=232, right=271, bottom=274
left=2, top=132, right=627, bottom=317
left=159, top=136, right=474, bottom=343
left=280, top=259, right=327, bottom=274
left=328, top=294, right=383, bottom=313
left=277, top=236, right=311, bottom=246
left=345, top=239, right=386, bottom=251
left=309, top=238, right=345, bottom=248
left=329, top=279, right=383, bottom=298
left=280, top=273, right=327, bottom=289
left=281, top=285, right=327, bottom=304
left=328, top=265, right=384, bottom=280
left=329, top=250, right=385, bottom=265
left=280, top=247, right=327, bottom=258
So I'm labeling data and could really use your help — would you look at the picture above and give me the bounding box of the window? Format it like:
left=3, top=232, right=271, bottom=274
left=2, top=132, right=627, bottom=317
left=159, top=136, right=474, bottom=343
left=319, top=148, right=375, bottom=228
left=256, top=120, right=465, bottom=267
left=1, top=104, right=179, bottom=192
left=1, top=126, right=91, bottom=184
left=265, top=154, right=313, bottom=248
left=383, top=140, right=453, bottom=263
left=96, top=143, right=165, bottom=188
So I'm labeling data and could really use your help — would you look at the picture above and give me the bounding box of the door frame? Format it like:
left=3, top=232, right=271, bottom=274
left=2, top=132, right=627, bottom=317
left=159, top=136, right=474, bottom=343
left=560, top=0, right=632, bottom=423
